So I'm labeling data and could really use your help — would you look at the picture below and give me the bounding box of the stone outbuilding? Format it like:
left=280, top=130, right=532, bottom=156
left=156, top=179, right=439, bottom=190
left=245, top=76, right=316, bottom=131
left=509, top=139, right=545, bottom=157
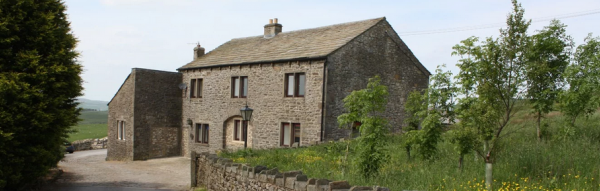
left=107, top=17, right=430, bottom=161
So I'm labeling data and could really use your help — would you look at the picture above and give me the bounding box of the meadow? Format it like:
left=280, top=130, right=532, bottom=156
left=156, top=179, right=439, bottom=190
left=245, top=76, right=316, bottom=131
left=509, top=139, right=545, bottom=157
left=220, top=109, right=600, bottom=190
left=67, top=110, right=108, bottom=142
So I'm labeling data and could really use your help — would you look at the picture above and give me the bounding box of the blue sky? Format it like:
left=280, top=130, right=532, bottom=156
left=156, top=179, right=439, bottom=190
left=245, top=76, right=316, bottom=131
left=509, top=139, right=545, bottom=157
left=63, top=0, right=600, bottom=101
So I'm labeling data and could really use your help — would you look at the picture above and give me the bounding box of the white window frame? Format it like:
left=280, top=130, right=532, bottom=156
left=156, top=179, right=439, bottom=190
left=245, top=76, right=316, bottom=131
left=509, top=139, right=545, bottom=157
left=117, top=120, right=125, bottom=140
left=280, top=122, right=300, bottom=146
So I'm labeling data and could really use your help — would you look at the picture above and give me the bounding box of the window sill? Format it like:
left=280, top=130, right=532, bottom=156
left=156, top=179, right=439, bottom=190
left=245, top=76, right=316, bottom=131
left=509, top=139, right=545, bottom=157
left=232, top=140, right=246, bottom=144
left=194, top=142, right=209, bottom=146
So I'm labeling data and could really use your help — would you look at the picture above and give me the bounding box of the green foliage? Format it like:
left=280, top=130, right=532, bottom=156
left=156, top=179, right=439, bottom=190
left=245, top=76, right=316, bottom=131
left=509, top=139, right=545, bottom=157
left=525, top=19, right=573, bottom=140
left=404, top=90, right=428, bottom=131
left=417, top=111, right=443, bottom=160
left=220, top=110, right=600, bottom=190
left=452, top=0, right=529, bottom=162
left=0, top=0, right=82, bottom=189
left=337, top=75, right=389, bottom=178
left=403, top=65, right=455, bottom=161
left=559, top=34, right=600, bottom=126
left=428, top=64, right=457, bottom=123
left=452, top=1, right=531, bottom=189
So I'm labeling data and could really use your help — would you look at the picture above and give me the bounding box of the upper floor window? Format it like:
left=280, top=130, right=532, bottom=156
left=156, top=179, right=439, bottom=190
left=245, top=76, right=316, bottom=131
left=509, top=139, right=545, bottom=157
left=196, top=123, right=209, bottom=144
left=233, top=120, right=247, bottom=141
left=117, top=120, right=125, bottom=140
left=190, top=78, right=203, bottom=98
left=280, top=122, right=300, bottom=146
left=232, top=76, right=248, bottom=98
left=285, top=73, right=305, bottom=97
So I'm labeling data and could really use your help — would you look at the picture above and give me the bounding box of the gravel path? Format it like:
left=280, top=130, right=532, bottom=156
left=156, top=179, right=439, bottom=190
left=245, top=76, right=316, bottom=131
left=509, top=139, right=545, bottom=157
left=45, top=149, right=190, bottom=191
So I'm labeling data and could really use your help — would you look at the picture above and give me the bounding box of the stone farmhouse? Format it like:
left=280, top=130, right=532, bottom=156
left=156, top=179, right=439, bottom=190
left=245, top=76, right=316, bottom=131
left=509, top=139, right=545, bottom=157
left=106, top=17, right=430, bottom=161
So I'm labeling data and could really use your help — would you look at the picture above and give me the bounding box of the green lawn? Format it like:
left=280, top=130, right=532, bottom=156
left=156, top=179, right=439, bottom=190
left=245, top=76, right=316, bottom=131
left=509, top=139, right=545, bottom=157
left=67, top=110, right=108, bottom=142
left=220, top=110, right=600, bottom=190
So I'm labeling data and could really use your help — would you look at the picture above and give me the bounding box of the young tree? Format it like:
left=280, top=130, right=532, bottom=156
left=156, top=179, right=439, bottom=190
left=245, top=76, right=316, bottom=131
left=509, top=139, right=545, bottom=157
left=402, top=65, right=455, bottom=161
left=559, top=34, right=600, bottom=126
left=402, top=90, right=428, bottom=160
left=428, top=64, right=457, bottom=123
left=338, top=75, right=389, bottom=178
left=0, top=0, right=82, bottom=189
left=452, top=0, right=530, bottom=189
left=525, top=20, right=573, bottom=141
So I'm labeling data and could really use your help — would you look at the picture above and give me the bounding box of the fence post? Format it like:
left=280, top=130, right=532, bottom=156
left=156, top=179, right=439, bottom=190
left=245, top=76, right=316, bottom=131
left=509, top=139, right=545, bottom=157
left=191, top=151, right=197, bottom=187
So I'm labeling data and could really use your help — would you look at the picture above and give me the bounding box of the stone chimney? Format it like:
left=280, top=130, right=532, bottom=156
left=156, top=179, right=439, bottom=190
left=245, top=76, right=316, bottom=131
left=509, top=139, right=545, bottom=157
left=193, top=44, right=205, bottom=60
left=264, top=18, right=282, bottom=38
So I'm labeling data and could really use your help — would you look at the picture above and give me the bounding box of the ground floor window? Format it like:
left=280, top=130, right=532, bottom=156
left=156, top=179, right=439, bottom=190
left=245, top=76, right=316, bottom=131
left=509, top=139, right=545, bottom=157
left=117, top=120, right=125, bottom=140
left=280, top=122, right=300, bottom=146
left=196, top=123, right=209, bottom=144
left=234, top=120, right=247, bottom=141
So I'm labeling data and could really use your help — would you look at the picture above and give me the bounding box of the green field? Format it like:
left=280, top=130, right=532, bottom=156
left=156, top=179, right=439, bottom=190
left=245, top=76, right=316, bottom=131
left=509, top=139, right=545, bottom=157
left=220, top=109, right=600, bottom=190
left=67, top=124, right=107, bottom=142
left=67, top=110, right=108, bottom=142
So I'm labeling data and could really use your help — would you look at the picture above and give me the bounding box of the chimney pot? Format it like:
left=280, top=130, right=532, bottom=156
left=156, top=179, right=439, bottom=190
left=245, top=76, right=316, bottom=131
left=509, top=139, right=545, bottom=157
left=264, top=18, right=282, bottom=38
left=193, top=44, right=205, bottom=60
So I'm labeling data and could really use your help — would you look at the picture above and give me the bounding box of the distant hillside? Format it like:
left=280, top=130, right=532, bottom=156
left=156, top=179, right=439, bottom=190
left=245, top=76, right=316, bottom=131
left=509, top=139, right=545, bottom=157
left=77, top=98, right=108, bottom=111
left=79, top=110, right=108, bottom=124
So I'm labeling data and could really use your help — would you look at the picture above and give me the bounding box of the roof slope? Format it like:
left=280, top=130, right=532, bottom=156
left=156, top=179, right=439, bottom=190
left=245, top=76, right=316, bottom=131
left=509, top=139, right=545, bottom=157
left=179, top=17, right=385, bottom=69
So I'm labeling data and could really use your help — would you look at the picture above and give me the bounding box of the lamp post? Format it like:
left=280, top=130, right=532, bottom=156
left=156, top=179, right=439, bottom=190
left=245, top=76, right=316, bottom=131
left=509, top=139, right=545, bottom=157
left=240, top=104, right=253, bottom=149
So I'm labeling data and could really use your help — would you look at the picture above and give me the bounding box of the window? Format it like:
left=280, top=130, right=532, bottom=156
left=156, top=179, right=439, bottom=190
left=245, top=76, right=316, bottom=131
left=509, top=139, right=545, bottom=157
left=196, top=123, right=209, bottom=144
left=280, top=122, right=300, bottom=146
left=190, top=78, right=203, bottom=98
left=284, top=73, right=305, bottom=97
left=117, top=120, right=125, bottom=140
left=233, top=120, right=247, bottom=141
left=231, top=76, right=248, bottom=98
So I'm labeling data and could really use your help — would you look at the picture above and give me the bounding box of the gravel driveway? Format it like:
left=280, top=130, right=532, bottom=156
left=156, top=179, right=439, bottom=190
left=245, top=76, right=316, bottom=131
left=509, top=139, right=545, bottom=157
left=45, top=149, right=190, bottom=191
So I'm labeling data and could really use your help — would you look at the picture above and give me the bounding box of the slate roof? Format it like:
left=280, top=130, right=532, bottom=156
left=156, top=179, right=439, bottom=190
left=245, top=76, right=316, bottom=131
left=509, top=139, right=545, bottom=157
left=178, top=17, right=385, bottom=70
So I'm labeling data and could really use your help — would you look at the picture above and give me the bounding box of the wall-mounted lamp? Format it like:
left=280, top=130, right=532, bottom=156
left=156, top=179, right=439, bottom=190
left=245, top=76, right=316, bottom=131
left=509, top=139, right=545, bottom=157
left=187, top=118, right=193, bottom=126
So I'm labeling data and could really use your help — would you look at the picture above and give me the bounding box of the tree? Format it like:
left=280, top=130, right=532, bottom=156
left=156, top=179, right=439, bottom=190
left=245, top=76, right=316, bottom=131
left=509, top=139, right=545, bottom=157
left=402, top=65, right=455, bottom=161
left=428, top=64, right=457, bottom=123
left=559, top=34, right=600, bottom=126
left=525, top=20, right=573, bottom=141
left=402, top=90, right=427, bottom=160
left=0, top=0, right=82, bottom=189
left=452, top=0, right=530, bottom=189
left=338, top=75, right=389, bottom=178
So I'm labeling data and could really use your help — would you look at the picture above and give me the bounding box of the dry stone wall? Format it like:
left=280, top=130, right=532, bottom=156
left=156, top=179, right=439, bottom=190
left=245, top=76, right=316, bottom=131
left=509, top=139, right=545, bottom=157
left=193, top=152, right=389, bottom=191
left=72, top=137, right=108, bottom=151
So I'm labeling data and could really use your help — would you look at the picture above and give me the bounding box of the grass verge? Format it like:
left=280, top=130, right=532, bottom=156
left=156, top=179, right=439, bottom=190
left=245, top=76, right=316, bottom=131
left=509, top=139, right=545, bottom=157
left=220, top=111, right=600, bottom=190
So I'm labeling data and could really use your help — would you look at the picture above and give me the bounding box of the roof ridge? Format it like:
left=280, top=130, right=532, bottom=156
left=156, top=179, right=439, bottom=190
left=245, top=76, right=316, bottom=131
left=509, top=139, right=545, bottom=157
left=230, top=17, right=385, bottom=41
left=179, top=17, right=387, bottom=70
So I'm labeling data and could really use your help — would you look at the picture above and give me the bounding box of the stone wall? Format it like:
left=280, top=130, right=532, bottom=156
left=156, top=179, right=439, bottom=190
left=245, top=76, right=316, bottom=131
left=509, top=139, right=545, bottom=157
left=193, top=152, right=389, bottom=191
left=181, top=60, right=325, bottom=157
left=72, top=137, right=108, bottom=151
left=133, top=68, right=182, bottom=160
left=107, top=71, right=136, bottom=161
left=323, top=19, right=430, bottom=140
